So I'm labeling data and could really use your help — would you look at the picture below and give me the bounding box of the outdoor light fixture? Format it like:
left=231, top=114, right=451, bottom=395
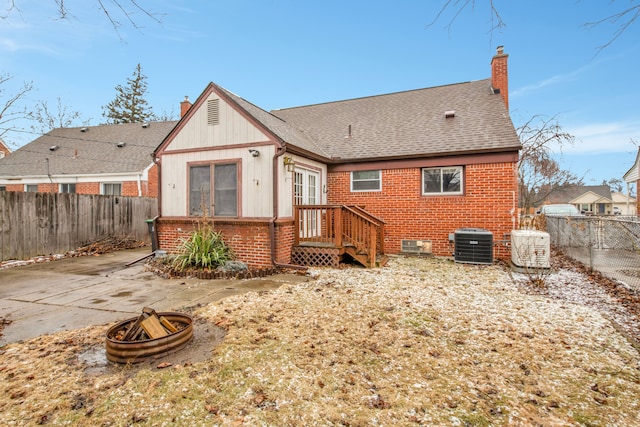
left=283, top=156, right=295, bottom=172
left=248, top=149, right=260, bottom=157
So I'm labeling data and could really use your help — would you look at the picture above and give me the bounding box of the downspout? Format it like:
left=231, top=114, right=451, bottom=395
left=270, top=146, right=307, bottom=270
left=149, top=153, right=162, bottom=252
left=137, top=173, right=142, bottom=197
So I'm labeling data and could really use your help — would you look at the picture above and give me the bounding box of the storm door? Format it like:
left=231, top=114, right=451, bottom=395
left=294, top=168, right=320, bottom=238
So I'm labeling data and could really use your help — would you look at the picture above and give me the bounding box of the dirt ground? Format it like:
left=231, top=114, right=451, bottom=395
left=1, top=251, right=639, bottom=426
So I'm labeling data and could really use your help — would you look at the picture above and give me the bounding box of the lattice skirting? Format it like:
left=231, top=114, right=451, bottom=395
left=291, top=246, right=340, bottom=267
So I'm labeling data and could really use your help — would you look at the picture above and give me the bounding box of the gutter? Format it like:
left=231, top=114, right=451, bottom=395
left=269, top=145, right=307, bottom=271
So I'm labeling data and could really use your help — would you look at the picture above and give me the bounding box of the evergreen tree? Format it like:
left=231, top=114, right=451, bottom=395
left=102, top=64, right=156, bottom=124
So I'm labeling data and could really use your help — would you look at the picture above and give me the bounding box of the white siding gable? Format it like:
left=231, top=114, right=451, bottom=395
left=166, top=93, right=269, bottom=151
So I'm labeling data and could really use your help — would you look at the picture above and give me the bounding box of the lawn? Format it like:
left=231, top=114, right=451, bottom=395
left=1, top=256, right=639, bottom=426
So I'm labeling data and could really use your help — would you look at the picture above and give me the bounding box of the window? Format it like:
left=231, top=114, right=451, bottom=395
left=189, top=162, right=238, bottom=217
left=60, top=183, right=76, bottom=194
left=102, top=183, right=122, bottom=196
left=351, top=170, right=381, bottom=192
left=422, top=166, right=463, bottom=195
left=214, top=163, right=237, bottom=216
left=190, top=165, right=211, bottom=216
left=0, top=186, right=6, bottom=192
left=25, top=184, right=38, bottom=192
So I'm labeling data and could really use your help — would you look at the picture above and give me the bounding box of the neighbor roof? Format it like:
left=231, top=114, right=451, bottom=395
left=548, top=185, right=612, bottom=204
left=271, top=78, right=521, bottom=162
left=0, top=121, right=177, bottom=178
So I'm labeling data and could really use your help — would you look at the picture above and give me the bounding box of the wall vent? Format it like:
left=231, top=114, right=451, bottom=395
left=401, top=239, right=432, bottom=254
left=207, top=99, right=220, bottom=125
left=454, top=228, right=493, bottom=264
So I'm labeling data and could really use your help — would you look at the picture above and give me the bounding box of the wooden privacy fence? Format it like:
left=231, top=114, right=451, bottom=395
left=0, top=192, right=158, bottom=261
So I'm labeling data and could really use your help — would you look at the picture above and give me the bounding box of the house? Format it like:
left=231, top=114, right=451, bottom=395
left=545, top=184, right=614, bottom=215
left=0, top=138, right=11, bottom=159
left=154, top=47, right=521, bottom=268
left=0, top=121, right=176, bottom=196
left=623, top=147, right=640, bottom=214
left=611, top=191, right=637, bottom=215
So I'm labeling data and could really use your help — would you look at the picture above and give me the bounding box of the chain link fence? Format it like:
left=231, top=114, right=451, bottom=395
left=544, top=215, right=640, bottom=291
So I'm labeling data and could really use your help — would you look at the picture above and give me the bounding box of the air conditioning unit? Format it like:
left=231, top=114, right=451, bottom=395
left=511, top=230, right=550, bottom=269
left=401, top=239, right=432, bottom=254
left=454, top=228, right=493, bottom=264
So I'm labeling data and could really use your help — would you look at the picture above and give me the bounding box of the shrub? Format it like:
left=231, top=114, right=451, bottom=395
left=172, top=221, right=234, bottom=270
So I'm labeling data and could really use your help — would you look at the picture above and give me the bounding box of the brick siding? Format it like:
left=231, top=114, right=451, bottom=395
left=327, top=163, right=517, bottom=260
left=2, top=177, right=157, bottom=197
left=157, top=218, right=295, bottom=268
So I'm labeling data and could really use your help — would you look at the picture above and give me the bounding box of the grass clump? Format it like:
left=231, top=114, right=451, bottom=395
left=172, top=221, right=233, bottom=271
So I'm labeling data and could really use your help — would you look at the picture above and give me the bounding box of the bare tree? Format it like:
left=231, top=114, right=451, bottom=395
left=2, top=0, right=163, bottom=36
left=602, top=178, right=623, bottom=193
left=0, top=72, right=33, bottom=141
left=428, top=1, right=639, bottom=51
left=29, top=97, right=88, bottom=135
left=517, top=115, right=582, bottom=212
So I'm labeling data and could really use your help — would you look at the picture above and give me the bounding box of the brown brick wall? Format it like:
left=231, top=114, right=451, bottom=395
left=77, top=183, right=100, bottom=194
left=327, top=163, right=517, bottom=260
left=2, top=179, right=157, bottom=197
left=157, top=218, right=294, bottom=268
left=147, top=164, right=159, bottom=198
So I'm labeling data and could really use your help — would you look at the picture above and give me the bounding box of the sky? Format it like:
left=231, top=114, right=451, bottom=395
left=1, top=0, right=639, bottom=191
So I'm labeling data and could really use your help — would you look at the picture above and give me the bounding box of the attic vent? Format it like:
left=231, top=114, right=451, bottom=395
left=116, top=141, right=126, bottom=148
left=49, top=145, right=59, bottom=151
left=141, top=123, right=149, bottom=128
left=445, top=110, right=455, bottom=118
left=80, top=127, right=88, bottom=132
left=207, top=99, right=220, bottom=125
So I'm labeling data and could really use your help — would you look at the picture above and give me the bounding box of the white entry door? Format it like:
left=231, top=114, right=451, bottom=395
left=294, top=168, right=320, bottom=238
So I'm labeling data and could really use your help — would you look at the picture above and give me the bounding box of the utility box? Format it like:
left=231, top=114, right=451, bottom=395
left=454, top=228, right=493, bottom=264
left=511, top=229, right=550, bottom=269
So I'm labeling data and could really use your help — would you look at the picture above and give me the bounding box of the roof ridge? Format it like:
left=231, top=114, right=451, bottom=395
left=271, top=79, right=487, bottom=112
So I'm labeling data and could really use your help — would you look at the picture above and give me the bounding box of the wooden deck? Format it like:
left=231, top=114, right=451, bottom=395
left=292, top=205, right=386, bottom=267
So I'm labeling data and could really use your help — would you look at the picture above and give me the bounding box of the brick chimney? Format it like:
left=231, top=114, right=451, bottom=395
left=491, top=46, right=509, bottom=110
left=180, top=96, right=192, bottom=118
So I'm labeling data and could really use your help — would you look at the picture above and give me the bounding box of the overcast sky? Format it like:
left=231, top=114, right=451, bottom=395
left=1, top=1, right=639, bottom=188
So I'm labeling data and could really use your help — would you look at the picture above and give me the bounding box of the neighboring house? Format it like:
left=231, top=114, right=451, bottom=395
left=0, top=121, right=176, bottom=196
left=611, top=191, right=637, bottom=215
left=154, top=47, right=521, bottom=268
left=543, top=184, right=628, bottom=215
left=0, top=138, right=11, bottom=159
left=623, top=147, right=640, bottom=214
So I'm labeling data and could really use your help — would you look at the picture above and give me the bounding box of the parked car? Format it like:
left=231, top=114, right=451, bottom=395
left=537, top=204, right=581, bottom=216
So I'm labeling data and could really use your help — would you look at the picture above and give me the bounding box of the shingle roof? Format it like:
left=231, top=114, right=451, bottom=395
left=0, top=121, right=177, bottom=177
left=216, top=85, right=332, bottom=158
left=548, top=185, right=612, bottom=204
left=270, top=79, right=521, bottom=161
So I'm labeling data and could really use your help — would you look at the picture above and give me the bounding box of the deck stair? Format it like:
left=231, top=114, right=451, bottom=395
left=292, top=205, right=386, bottom=268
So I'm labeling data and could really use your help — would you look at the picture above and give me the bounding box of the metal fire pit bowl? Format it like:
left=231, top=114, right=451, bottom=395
left=105, top=312, right=194, bottom=364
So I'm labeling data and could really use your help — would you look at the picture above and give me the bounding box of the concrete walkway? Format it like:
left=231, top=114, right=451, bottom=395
left=0, top=248, right=309, bottom=346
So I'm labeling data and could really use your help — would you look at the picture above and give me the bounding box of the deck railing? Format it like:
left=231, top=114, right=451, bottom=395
left=293, top=205, right=385, bottom=266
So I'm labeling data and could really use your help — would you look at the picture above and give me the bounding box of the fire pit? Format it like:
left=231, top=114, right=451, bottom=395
left=106, top=308, right=194, bottom=364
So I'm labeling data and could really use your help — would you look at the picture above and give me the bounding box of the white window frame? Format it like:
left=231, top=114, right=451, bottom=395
left=59, top=183, right=76, bottom=194
left=25, top=184, right=38, bottom=192
left=102, top=183, right=122, bottom=196
left=350, top=170, right=381, bottom=192
left=422, top=166, right=463, bottom=196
